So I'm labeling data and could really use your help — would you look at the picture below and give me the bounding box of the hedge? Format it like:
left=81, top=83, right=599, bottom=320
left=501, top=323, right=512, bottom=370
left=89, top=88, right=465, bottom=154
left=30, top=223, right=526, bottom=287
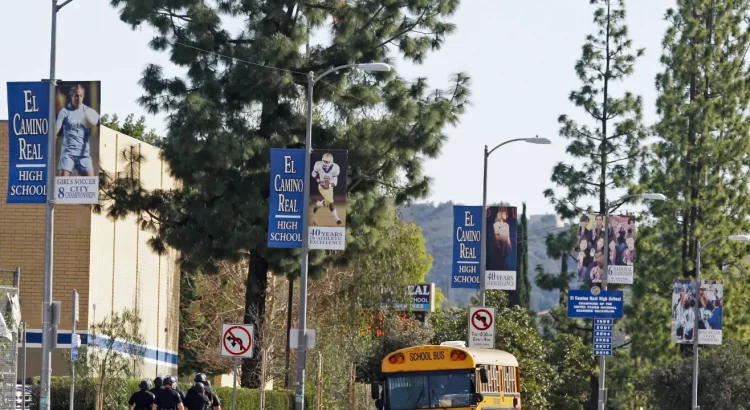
left=29, top=377, right=314, bottom=410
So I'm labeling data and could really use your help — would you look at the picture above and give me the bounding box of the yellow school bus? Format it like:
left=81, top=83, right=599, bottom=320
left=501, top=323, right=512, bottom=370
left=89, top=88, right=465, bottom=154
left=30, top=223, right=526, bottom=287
left=371, top=341, right=521, bottom=409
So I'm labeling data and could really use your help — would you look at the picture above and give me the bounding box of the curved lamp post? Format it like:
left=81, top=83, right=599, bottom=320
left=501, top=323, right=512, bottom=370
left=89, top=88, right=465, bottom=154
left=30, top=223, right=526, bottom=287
left=691, top=234, right=750, bottom=410
left=295, top=62, right=392, bottom=410
left=479, top=136, right=551, bottom=306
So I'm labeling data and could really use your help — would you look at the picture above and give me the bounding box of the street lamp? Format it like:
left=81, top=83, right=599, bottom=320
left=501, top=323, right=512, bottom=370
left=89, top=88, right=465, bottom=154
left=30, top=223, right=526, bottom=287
left=479, top=135, right=551, bottom=306
left=691, top=234, right=750, bottom=410
left=294, top=62, right=392, bottom=410
left=597, top=192, right=666, bottom=410
left=41, top=1, right=77, bottom=409
left=479, top=136, right=551, bottom=306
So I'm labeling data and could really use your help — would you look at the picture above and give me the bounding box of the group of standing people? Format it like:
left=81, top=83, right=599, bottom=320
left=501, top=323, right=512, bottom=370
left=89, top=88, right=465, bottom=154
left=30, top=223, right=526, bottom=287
left=576, top=214, right=636, bottom=282
left=128, top=372, right=222, bottom=410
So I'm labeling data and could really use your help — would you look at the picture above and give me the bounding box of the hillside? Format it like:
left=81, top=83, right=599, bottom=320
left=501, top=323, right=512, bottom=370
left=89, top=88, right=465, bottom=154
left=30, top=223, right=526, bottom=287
left=399, top=202, right=574, bottom=311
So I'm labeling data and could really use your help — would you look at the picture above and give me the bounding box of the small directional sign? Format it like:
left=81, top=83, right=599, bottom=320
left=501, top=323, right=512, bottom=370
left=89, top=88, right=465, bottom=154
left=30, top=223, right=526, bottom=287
left=221, top=324, right=254, bottom=358
left=593, top=318, right=613, bottom=357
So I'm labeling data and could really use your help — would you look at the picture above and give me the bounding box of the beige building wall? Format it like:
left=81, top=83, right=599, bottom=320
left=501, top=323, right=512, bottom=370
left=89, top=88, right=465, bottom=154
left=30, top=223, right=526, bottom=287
left=0, top=121, right=180, bottom=377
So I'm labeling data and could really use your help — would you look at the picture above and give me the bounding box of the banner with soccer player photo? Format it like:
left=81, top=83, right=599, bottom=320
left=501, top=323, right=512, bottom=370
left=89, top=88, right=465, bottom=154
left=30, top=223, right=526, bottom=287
left=53, top=80, right=101, bottom=204
left=308, top=149, right=347, bottom=250
left=671, top=280, right=723, bottom=345
left=575, top=214, right=636, bottom=284
left=484, top=206, right=518, bottom=290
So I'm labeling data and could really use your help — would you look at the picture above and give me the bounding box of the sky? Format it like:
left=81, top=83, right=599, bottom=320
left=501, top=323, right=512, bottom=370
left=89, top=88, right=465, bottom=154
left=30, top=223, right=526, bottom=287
left=0, top=0, right=675, bottom=217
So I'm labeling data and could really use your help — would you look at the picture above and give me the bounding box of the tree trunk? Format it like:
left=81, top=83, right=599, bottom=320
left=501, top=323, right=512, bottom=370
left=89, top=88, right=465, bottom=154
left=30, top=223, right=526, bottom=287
left=241, top=252, right=269, bottom=388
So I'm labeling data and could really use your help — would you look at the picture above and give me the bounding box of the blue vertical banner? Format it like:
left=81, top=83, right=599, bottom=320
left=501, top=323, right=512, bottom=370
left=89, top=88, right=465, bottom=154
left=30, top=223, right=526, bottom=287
left=452, top=205, right=483, bottom=288
left=6, top=82, right=50, bottom=204
left=267, top=148, right=306, bottom=248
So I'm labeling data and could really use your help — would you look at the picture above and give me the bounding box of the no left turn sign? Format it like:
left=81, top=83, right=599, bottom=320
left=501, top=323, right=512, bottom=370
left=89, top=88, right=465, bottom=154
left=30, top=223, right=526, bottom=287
left=221, top=323, right=254, bottom=358
left=471, top=309, right=493, bottom=331
left=468, top=307, right=495, bottom=349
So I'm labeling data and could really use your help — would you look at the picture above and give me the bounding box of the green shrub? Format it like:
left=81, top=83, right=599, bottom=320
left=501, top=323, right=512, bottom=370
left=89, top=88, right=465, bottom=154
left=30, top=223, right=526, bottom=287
left=30, top=377, right=314, bottom=410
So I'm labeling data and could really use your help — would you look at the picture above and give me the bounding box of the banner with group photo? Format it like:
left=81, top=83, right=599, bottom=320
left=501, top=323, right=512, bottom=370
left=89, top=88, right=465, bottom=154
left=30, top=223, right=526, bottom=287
left=671, top=280, right=723, bottom=345
left=575, top=214, right=636, bottom=284
left=53, top=81, right=101, bottom=204
left=485, top=206, right=517, bottom=290
left=6, top=81, right=50, bottom=203
left=308, top=149, right=347, bottom=250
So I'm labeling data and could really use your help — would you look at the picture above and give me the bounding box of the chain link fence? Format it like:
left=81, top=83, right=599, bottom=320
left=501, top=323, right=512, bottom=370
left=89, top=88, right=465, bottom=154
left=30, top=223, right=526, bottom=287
left=0, top=268, right=20, bottom=410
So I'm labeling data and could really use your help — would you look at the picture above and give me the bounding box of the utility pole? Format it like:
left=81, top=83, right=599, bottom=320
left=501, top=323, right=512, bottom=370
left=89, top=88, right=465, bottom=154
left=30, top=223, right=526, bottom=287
left=41, top=1, right=75, bottom=408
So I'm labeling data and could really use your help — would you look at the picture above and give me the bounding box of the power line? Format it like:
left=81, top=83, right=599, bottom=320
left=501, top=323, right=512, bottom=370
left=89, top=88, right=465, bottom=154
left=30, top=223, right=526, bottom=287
left=173, top=41, right=308, bottom=76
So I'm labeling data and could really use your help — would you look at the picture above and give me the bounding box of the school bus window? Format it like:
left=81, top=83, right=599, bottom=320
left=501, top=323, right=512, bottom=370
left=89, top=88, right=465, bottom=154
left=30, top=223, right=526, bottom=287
left=491, top=365, right=500, bottom=392
left=504, top=366, right=517, bottom=393
left=476, top=366, right=487, bottom=392
left=385, top=370, right=473, bottom=409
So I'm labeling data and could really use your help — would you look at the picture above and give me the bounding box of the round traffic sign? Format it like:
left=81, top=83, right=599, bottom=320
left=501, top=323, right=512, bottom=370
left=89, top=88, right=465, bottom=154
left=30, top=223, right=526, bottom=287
left=223, top=326, right=253, bottom=356
left=471, top=309, right=493, bottom=331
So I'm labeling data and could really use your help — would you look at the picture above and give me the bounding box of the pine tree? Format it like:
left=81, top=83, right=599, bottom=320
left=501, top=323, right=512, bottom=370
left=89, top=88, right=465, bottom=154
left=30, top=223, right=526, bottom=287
left=544, top=0, right=645, bottom=217
left=107, top=0, right=469, bottom=387
left=510, top=203, right=530, bottom=308
left=100, top=113, right=162, bottom=146
left=634, top=0, right=750, bottom=361
left=541, top=1, right=645, bottom=406
left=535, top=228, right=578, bottom=306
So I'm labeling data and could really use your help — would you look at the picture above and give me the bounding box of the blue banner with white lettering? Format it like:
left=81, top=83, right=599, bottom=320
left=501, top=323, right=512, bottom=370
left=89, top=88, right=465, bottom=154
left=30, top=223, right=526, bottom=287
left=267, top=148, right=305, bottom=248
left=568, top=289, right=624, bottom=318
left=452, top=205, right=483, bottom=288
left=393, top=283, right=435, bottom=312
left=6, top=82, right=50, bottom=204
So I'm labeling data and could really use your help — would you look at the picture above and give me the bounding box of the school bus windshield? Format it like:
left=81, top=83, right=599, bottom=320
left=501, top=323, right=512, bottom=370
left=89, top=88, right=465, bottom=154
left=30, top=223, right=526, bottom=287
left=386, top=369, right=473, bottom=409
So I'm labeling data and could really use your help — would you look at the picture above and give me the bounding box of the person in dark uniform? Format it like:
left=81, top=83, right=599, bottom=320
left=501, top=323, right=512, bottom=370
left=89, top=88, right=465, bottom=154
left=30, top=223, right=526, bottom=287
left=170, top=376, right=186, bottom=401
left=128, top=379, right=156, bottom=410
left=155, top=376, right=184, bottom=410
left=184, top=382, right=210, bottom=410
left=204, top=380, right=221, bottom=409
left=150, top=376, right=163, bottom=397
left=193, top=373, right=222, bottom=409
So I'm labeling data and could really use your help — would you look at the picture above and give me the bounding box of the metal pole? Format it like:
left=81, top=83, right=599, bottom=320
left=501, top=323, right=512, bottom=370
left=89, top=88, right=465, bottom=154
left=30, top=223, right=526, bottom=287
left=232, top=357, right=238, bottom=410
left=316, top=352, right=323, bottom=410
left=479, top=145, right=488, bottom=306
left=294, top=71, right=314, bottom=410
left=41, top=1, right=59, bottom=408
left=692, top=240, right=701, bottom=410
left=69, top=290, right=76, bottom=410
left=21, top=322, right=27, bottom=410
left=260, top=348, right=267, bottom=410
left=598, top=204, right=609, bottom=410
left=285, top=278, right=294, bottom=388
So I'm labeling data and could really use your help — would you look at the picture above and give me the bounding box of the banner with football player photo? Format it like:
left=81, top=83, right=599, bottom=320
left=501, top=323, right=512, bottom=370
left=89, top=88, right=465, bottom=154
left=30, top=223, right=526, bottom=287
left=484, top=206, right=518, bottom=290
left=308, top=149, right=347, bottom=250
left=53, top=81, right=102, bottom=204
left=671, top=280, right=723, bottom=345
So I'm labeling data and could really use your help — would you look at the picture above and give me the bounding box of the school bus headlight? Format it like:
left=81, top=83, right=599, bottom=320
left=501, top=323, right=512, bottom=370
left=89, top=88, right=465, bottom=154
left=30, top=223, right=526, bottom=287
left=450, top=350, right=467, bottom=361
left=388, top=353, right=405, bottom=364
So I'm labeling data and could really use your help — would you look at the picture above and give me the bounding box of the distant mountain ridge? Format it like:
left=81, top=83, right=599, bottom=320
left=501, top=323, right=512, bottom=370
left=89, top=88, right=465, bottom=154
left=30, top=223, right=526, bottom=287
left=399, top=202, right=571, bottom=311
